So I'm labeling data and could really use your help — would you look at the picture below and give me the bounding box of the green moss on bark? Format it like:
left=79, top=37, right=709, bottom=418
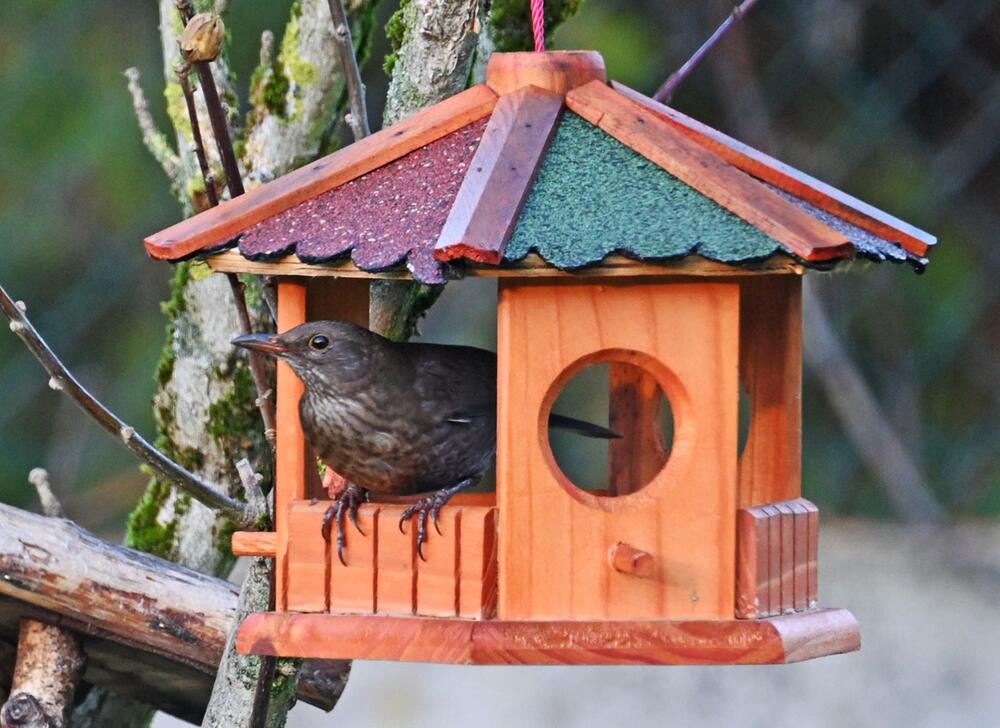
left=155, top=263, right=190, bottom=388
left=126, top=479, right=178, bottom=558
left=488, top=0, right=585, bottom=52
left=383, top=0, right=411, bottom=77
left=207, top=363, right=262, bottom=446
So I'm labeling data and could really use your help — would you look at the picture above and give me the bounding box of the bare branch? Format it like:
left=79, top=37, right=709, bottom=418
left=653, top=0, right=764, bottom=103
left=326, top=0, right=370, bottom=140
left=803, top=280, right=945, bottom=523
left=172, top=6, right=277, bottom=449
left=0, top=283, right=257, bottom=528
left=27, top=469, right=64, bottom=519
left=124, top=67, right=182, bottom=183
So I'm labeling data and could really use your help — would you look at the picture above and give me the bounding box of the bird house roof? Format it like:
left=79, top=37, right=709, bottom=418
left=144, top=51, right=935, bottom=283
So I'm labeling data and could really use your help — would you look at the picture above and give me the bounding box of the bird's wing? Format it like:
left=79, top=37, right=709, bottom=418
left=406, top=343, right=497, bottom=426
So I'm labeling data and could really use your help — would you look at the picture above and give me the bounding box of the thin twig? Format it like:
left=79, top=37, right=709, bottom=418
left=0, top=284, right=257, bottom=527
left=176, top=62, right=219, bottom=208
left=653, top=0, right=764, bottom=103
left=326, top=0, right=371, bottom=140
left=124, top=67, right=182, bottom=183
left=27, top=468, right=64, bottom=519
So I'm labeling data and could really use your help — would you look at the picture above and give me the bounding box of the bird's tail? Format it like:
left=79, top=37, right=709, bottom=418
left=548, top=413, right=622, bottom=439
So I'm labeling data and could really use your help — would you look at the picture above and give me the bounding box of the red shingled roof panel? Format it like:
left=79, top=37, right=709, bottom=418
left=237, top=118, right=489, bottom=283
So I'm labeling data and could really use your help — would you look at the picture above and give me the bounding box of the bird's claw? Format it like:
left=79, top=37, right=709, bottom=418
left=397, top=478, right=475, bottom=561
left=321, top=483, right=369, bottom=566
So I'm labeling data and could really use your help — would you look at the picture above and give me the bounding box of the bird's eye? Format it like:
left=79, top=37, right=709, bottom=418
left=308, top=334, right=330, bottom=351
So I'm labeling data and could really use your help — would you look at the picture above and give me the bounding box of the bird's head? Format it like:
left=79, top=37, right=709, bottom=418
left=232, top=320, right=376, bottom=392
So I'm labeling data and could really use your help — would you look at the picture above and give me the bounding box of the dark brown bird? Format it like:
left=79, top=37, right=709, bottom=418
left=233, top=320, right=618, bottom=562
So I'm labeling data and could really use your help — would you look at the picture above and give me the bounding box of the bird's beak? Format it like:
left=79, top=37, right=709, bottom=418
left=231, top=333, right=289, bottom=357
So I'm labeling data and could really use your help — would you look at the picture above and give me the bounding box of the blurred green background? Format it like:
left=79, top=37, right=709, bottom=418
left=1, top=0, right=997, bottom=537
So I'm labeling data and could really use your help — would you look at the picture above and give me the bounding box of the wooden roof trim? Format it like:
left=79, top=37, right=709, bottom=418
left=566, top=81, right=855, bottom=263
left=144, top=84, right=499, bottom=261
left=204, top=249, right=804, bottom=279
left=435, top=85, right=564, bottom=265
left=612, top=81, right=935, bottom=258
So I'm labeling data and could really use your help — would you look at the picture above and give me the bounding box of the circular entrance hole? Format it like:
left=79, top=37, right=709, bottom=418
left=546, top=359, right=674, bottom=497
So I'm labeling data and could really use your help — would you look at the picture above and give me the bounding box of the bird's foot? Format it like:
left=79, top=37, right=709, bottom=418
left=398, top=478, right=476, bottom=560
left=321, top=483, right=370, bottom=566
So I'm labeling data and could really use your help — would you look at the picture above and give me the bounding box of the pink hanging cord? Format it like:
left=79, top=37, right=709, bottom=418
left=530, top=0, right=545, bottom=52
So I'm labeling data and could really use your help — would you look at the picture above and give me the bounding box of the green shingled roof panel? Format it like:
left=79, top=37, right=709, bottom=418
left=505, top=112, right=783, bottom=268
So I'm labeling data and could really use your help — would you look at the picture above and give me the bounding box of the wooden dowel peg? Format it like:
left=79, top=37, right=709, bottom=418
left=608, top=542, right=655, bottom=577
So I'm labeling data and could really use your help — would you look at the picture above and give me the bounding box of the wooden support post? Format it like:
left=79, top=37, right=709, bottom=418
left=608, top=362, right=669, bottom=496
left=738, top=275, right=803, bottom=507
left=1, top=620, right=84, bottom=728
left=275, top=281, right=309, bottom=611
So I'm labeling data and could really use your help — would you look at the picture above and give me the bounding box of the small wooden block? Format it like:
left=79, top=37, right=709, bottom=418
left=458, top=507, right=498, bottom=619
left=435, top=85, right=563, bottom=264
left=803, top=499, right=819, bottom=607
left=231, top=531, right=277, bottom=558
left=375, top=505, right=417, bottom=616
left=608, top=542, right=655, bottom=578
left=565, top=81, right=855, bottom=262
left=774, top=502, right=796, bottom=614
left=791, top=499, right=810, bottom=611
left=761, top=504, right=782, bottom=617
left=328, top=504, right=379, bottom=614
left=286, top=502, right=329, bottom=613
left=735, top=507, right=768, bottom=619
left=485, top=51, right=607, bottom=97
left=415, top=509, right=461, bottom=617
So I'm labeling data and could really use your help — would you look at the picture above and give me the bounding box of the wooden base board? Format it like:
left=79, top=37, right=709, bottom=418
left=237, top=608, right=859, bottom=666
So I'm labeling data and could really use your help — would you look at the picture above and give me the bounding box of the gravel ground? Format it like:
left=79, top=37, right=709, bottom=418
left=153, top=519, right=1000, bottom=728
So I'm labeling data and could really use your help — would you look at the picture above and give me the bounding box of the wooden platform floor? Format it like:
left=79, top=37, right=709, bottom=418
left=237, top=608, right=858, bottom=666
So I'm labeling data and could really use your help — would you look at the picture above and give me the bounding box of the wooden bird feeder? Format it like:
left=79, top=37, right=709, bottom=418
left=144, top=51, right=935, bottom=666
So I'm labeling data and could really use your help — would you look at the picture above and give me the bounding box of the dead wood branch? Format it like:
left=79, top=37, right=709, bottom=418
left=0, top=503, right=346, bottom=723
left=326, top=0, right=370, bottom=140
left=653, top=0, right=764, bottom=103
left=0, top=620, right=85, bottom=728
left=0, top=284, right=257, bottom=528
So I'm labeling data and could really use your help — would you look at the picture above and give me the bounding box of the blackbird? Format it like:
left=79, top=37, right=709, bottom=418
left=233, top=320, right=618, bottom=562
